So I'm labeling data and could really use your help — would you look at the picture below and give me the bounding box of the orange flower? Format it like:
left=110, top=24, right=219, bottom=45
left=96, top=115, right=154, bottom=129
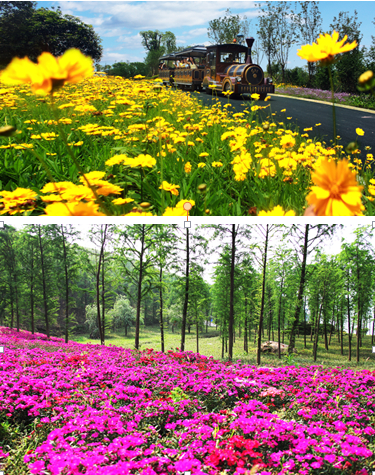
left=306, top=159, right=364, bottom=215
left=2, top=49, right=93, bottom=95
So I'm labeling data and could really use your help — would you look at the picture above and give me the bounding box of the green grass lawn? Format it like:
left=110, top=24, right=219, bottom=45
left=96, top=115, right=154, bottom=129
left=70, top=324, right=375, bottom=371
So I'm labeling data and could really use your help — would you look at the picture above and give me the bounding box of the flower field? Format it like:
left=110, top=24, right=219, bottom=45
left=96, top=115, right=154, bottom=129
left=1, top=327, right=374, bottom=475
left=1, top=57, right=374, bottom=215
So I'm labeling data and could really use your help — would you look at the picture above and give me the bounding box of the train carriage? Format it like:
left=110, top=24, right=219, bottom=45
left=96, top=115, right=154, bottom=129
left=158, top=37, right=274, bottom=99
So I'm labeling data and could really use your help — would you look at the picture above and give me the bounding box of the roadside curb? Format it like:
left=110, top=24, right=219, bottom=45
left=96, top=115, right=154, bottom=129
left=269, top=93, right=375, bottom=114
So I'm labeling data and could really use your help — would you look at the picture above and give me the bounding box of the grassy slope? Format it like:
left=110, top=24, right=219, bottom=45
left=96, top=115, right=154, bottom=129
left=70, top=324, right=375, bottom=371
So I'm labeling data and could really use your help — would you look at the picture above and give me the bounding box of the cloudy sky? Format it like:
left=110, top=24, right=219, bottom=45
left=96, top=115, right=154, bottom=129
left=36, top=1, right=375, bottom=68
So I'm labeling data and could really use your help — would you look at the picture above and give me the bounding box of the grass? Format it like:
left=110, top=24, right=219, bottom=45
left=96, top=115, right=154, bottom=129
left=70, top=324, right=375, bottom=371
left=1, top=75, right=374, bottom=216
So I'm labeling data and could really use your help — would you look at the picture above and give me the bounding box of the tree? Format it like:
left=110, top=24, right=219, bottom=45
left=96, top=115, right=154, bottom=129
left=257, top=2, right=298, bottom=82
left=108, top=296, right=136, bottom=336
left=285, top=225, right=340, bottom=354
left=207, top=8, right=251, bottom=45
left=0, top=3, right=102, bottom=67
left=256, top=2, right=278, bottom=77
left=329, top=10, right=365, bottom=93
left=292, top=1, right=323, bottom=85
left=140, top=30, right=177, bottom=75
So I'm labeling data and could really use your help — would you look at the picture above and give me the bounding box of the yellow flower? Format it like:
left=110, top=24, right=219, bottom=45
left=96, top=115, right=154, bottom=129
left=198, top=163, right=206, bottom=168
left=306, top=158, right=364, bottom=216
left=159, top=181, right=180, bottom=196
left=297, top=31, right=357, bottom=64
left=251, top=93, right=260, bottom=100
left=212, top=161, right=223, bottom=168
left=79, top=171, right=106, bottom=185
left=258, top=205, right=296, bottom=216
left=44, top=202, right=105, bottom=216
left=356, top=128, right=365, bottom=136
left=264, top=96, right=270, bottom=102
left=106, top=155, right=128, bottom=166
left=199, top=152, right=209, bottom=157
left=184, top=162, right=192, bottom=173
left=131, top=154, right=156, bottom=168
left=280, top=134, right=296, bottom=149
left=2, top=49, right=93, bottom=95
left=0, top=187, right=37, bottom=208
left=112, top=198, right=135, bottom=205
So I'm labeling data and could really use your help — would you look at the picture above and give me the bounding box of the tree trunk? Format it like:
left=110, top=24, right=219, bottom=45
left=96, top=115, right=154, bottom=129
left=38, top=225, right=50, bottom=340
left=135, top=225, right=145, bottom=350
left=328, top=302, right=335, bottom=346
left=356, top=246, right=361, bottom=363
left=159, top=265, right=165, bottom=353
left=244, top=294, right=248, bottom=354
left=313, top=290, right=325, bottom=362
left=181, top=228, right=190, bottom=351
left=30, top=240, right=35, bottom=335
left=102, top=251, right=105, bottom=342
left=372, top=306, right=375, bottom=346
left=347, top=272, right=352, bottom=362
left=196, top=312, right=199, bottom=354
left=228, top=225, right=236, bottom=361
left=303, top=297, right=307, bottom=349
left=61, top=226, right=70, bottom=344
left=288, top=225, right=309, bottom=354
left=257, top=224, right=269, bottom=366
left=277, top=277, right=284, bottom=360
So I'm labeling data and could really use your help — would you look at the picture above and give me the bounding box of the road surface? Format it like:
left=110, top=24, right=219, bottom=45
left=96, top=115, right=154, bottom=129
left=192, top=91, right=375, bottom=163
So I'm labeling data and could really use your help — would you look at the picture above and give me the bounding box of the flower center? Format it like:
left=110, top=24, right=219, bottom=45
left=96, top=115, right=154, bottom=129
left=330, top=184, right=340, bottom=197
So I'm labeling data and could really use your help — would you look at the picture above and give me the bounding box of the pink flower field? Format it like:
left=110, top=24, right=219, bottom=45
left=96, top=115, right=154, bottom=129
left=0, top=327, right=374, bottom=475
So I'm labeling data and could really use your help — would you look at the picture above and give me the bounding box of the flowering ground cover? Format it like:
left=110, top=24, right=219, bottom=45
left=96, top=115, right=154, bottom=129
left=1, top=326, right=374, bottom=475
left=0, top=50, right=374, bottom=216
left=273, top=84, right=375, bottom=110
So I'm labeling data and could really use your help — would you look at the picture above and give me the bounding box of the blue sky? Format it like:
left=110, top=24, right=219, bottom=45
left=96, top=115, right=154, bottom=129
left=36, top=1, right=375, bottom=68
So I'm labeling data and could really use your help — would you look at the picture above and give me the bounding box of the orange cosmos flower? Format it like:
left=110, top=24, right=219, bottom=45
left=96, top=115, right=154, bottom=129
left=306, top=158, right=364, bottom=216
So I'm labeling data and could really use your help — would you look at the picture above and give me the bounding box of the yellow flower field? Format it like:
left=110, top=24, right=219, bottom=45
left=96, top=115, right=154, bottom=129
left=0, top=48, right=373, bottom=216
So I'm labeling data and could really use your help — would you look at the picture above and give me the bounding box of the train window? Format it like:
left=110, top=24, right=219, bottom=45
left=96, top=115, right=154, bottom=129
left=209, top=52, right=216, bottom=67
left=219, top=52, right=246, bottom=63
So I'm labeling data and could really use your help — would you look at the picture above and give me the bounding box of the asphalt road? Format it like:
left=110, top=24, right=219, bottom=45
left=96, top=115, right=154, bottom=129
left=192, top=91, right=375, bottom=164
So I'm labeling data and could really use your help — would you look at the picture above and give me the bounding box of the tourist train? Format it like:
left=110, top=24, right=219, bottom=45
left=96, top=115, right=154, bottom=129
left=158, top=36, right=275, bottom=100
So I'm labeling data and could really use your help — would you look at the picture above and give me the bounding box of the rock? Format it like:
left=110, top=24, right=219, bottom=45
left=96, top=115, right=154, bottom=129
left=260, top=341, right=298, bottom=354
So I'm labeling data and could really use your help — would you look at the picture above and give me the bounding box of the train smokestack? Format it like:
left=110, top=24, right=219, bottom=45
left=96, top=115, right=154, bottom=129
left=245, top=37, right=255, bottom=64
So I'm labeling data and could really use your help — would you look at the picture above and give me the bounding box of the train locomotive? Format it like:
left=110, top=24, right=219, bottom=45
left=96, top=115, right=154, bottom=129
left=158, top=36, right=274, bottom=100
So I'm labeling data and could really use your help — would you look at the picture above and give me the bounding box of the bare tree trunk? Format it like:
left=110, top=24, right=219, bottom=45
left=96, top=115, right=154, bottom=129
left=181, top=228, right=190, bottom=351
left=244, top=294, right=248, bottom=354
left=328, top=302, right=335, bottom=346
left=38, top=225, right=50, bottom=340
left=228, top=225, right=236, bottom=361
left=257, top=224, right=269, bottom=366
left=135, top=225, right=145, bottom=350
left=30, top=240, right=35, bottom=335
left=289, top=225, right=309, bottom=354
left=159, top=265, right=165, bottom=353
left=347, top=273, right=352, bottom=362
left=61, top=225, right=69, bottom=344
left=303, top=297, right=307, bottom=349
left=372, top=306, right=375, bottom=346
left=101, top=251, right=105, bottom=342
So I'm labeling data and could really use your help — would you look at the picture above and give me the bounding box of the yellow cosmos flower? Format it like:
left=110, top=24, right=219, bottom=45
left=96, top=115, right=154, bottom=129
left=251, top=93, right=260, bottom=100
left=212, top=161, right=223, bottom=167
left=131, top=154, right=156, bottom=168
left=112, top=198, right=134, bottom=205
left=0, top=187, right=37, bottom=206
left=198, top=163, right=206, bottom=168
left=306, top=158, right=364, bottom=216
left=79, top=171, right=106, bottom=185
left=199, top=152, right=209, bottom=157
left=2, top=49, right=93, bottom=95
left=44, top=202, right=105, bottom=216
left=356, top=128, right=365, bottom=136
left=258, top=205, right=296, bottom=216
left=159, top=181, right=180, bottom=196
left=297, top=31, right=357, bottom=64
left=106, top=155, right=128, bottom=166
left=280, top=134, right=295, bottom=149
left=184, top=162, right=192, bottom=173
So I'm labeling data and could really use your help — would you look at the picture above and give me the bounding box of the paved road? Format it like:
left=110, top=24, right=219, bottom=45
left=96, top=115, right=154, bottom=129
left=192, top=91, right=375, bottom=163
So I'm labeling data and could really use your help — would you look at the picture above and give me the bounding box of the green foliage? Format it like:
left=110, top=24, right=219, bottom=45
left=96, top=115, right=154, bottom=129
left=207, top=8, right=250, bottom=45
left=0, top=2, right=102, bottom=66
left=284, top=67, right=309, bottom=87
left=108, top=296, right=137, bottom=334
left=170, top=387, right=189, bottom=402
left=103, top=61, right=149, bottom=78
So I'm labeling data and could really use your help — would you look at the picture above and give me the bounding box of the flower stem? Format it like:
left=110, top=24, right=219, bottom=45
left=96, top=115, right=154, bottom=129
left=49, top=95, right=111, bottom=215
left=328, top=67, right=337, bottom=151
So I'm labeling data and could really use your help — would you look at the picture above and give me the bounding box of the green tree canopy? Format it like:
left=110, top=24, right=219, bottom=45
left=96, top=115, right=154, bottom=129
left=207, top=8, right=251, bottom=45
left=0, top=2, right=102, bottom=67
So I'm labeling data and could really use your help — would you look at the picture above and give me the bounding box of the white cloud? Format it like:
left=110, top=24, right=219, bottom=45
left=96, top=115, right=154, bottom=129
left=57, top=1, right=259, bottom=31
